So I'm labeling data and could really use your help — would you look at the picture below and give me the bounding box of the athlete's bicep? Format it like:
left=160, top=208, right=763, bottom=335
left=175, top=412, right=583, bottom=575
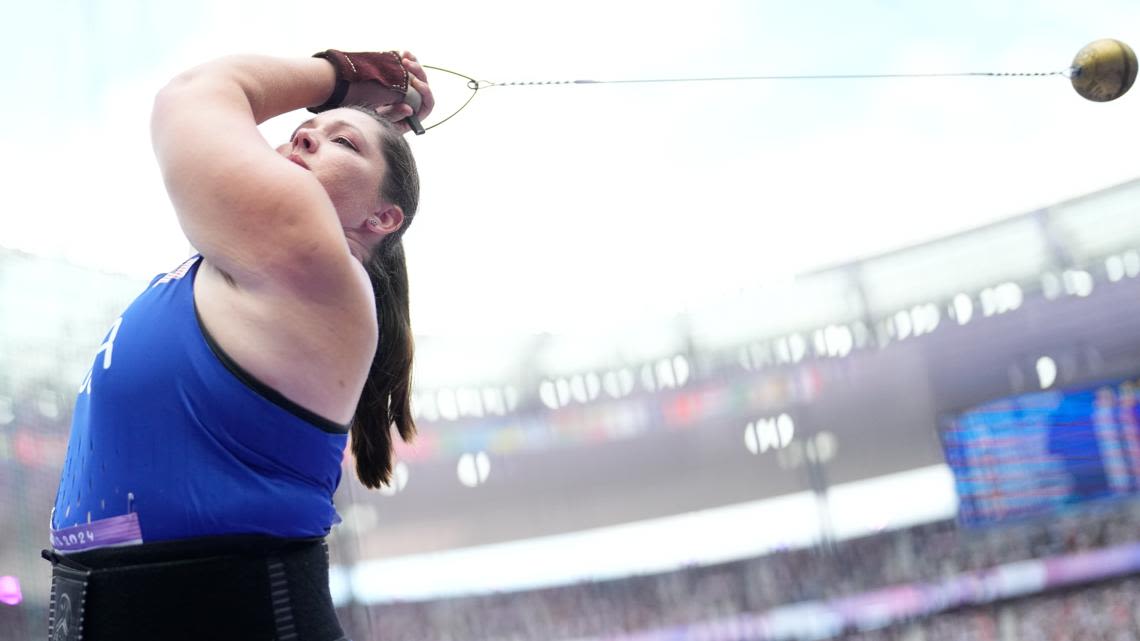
left=151, top=72, right=351, bottom=293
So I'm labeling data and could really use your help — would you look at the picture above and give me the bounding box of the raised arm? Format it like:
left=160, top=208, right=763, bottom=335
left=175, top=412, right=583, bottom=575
left=150, top=52, right=427, bottom=294
left=152, top=56, right=344, bottom=290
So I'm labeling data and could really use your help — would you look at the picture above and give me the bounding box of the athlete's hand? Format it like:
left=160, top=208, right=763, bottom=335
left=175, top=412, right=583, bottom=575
left=372, top=52, right=434, bottom=135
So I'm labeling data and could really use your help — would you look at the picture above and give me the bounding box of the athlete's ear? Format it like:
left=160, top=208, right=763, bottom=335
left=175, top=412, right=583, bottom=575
left=367, top=203, right=403, bottom=236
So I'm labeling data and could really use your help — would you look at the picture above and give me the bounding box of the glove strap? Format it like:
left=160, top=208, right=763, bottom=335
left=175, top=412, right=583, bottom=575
left=309, top=49, right=409, bottom=113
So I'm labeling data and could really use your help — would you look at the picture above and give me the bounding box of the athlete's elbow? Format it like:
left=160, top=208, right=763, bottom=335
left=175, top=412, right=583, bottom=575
left=151, top=72, right=204, bottom=138
left=156, top=56, right=242, bottom=95
left=152, top=58, right=246, bottom=117
left=153, top=63, right=212, bottom=110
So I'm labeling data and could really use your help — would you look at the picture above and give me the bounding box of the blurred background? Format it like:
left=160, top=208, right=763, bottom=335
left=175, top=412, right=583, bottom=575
left=4, top=1, right=1140, bottom=640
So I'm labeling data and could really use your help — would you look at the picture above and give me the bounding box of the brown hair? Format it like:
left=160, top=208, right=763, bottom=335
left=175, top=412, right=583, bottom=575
left=347, top=105, right=420, bottom=488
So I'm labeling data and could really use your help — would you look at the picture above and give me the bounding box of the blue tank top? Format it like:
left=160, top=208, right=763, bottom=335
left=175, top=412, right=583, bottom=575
left=51, top=256, right=348, bottom=547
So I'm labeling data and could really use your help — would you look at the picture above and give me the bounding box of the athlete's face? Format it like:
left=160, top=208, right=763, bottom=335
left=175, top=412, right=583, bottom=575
left=276, top=108, right=389, bottom=233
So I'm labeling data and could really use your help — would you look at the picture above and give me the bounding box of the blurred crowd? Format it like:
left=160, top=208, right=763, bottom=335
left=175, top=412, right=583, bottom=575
left=6, top=367, right=1140, bottom=640
left=843, top=577, right=1140, bottom=641
left=341, top=502, right=1140, bottom=641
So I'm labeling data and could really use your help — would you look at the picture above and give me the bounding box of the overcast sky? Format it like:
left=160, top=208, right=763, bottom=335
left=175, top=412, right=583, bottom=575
left=4, top=0, right=1140, bottom=347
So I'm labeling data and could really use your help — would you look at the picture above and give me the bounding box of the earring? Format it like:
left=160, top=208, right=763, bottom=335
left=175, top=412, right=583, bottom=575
left=368, top=217, right=380, bottom=228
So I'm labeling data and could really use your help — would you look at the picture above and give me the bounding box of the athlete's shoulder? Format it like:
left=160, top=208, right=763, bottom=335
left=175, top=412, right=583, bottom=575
left=149, top=254, right=203, bottom=288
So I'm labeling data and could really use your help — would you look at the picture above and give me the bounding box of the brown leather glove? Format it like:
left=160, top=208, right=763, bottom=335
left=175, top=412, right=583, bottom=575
left=309, top=49, right=410, bottom=113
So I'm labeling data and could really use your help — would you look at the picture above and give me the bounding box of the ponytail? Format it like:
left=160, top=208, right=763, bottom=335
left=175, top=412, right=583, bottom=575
left=347, top=105, right=420, bottom=488
left=352, top=237, right=414, bottom=488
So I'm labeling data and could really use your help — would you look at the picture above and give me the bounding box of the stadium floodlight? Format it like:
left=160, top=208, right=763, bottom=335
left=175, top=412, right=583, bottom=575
left=1062, top=270, right=1094, bottom=298
left=910, top=303, right=941, bottom=337
left=556, top=378, right=572, bottom=406
left=894, top=310, right=913, bottom=341
left=673, top=355, right=690, bottom=386
left=745, top=414, right=796, bottom=455
left=951, top=293, right=974, bottom=325
left=1106, top=255, right=1126, bottom=283
left=539, top=380, right=560, bottom=410
left=437, top=388, right=459, bottom=421
left=457, top=452, right=491, bottom=488
left=1037, top=356, right=1058, bottom=390
left=1124, top=250, right=1140, bottom=278
left=788, top=334, right=808, bottom=363
left=654, top=359, right=677, bottom=389
left=823, top=325, right=854, bottom=358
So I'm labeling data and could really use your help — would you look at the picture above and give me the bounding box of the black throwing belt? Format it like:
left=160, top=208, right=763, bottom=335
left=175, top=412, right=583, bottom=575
left=42, top=534, right=346, bottom=641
